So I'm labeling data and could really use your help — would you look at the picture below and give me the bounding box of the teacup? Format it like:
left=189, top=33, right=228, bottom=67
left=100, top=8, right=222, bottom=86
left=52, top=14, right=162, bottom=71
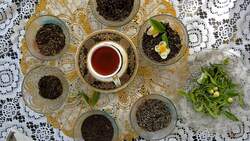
left=87, top=41, right=128, bottom=87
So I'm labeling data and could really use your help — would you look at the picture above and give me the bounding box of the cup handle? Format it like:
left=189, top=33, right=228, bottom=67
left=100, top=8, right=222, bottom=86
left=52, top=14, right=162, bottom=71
left=112, top=75, right=121, bottom=87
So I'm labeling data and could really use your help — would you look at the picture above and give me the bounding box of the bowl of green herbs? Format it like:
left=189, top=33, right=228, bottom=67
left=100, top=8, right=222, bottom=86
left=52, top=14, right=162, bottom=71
left=179, top=49, right=248, bottom=122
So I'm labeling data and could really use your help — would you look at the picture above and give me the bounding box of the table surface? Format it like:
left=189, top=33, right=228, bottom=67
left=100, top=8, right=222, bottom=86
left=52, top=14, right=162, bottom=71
left=0, top=0, right=250, bottom=141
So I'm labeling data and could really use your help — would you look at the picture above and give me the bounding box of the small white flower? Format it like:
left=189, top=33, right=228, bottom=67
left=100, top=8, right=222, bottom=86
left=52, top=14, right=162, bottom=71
left=208, top=89, right=214, bottom=94
left=213, top=91, right=220, bottom=97
left=228, top=97, right=233, bottom=103
left=147, top=26, right=159, bottom=37
left=155, top=41, right=171, bottom=59
left=213, top=87, right=218, bottom=91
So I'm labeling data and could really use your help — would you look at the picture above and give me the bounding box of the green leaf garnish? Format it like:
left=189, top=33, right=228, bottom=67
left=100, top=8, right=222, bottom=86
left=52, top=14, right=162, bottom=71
left=91, top=91, right=100, bottom=106
left=149, top=18, right=166, bottom=33
left=223, top=111, right=239, bottom=121
left=77, top=91, right=101, bottom=107
left=223, top=58, right=230, bottom=65
left=161, top=33, right=169, bottom=45
left=78, top=91, right=89, bottom=103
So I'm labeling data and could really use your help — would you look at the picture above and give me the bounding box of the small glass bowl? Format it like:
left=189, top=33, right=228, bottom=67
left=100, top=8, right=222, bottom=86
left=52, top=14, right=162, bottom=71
left=138, top=14, right=188, bottom=66
left=130, top=94, right=177, bottom=140
left=25, top=15, right=70, bottom=60
left=74, top=110, right=119, bottom=141
left=89, top=0, right=140, bottom=27
left=22, top=65, right=69, bottom=114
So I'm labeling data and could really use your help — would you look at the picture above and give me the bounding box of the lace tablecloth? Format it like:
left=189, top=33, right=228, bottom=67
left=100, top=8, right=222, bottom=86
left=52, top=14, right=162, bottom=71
left=0, top=0, right=250, bottom=141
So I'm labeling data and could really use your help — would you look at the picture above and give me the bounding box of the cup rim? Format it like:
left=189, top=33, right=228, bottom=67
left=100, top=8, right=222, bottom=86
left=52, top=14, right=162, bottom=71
left=87, top=41, right=123, bottom=79
left=75, top=29, right=139, bottom=93
left=138, top=14, right=188, bottom=66
left=73, top=110, right=119, bottom=141
left=25, top=15, right=70, bottom=61
left=89, top=0, right=140, bottom=27
left=21, top=65, right=69, bottom=114
left=129, top=94, right=177, bottom=140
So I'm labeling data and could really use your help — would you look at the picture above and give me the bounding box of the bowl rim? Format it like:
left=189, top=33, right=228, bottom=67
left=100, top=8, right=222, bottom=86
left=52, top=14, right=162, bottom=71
left=129, top=94, right=177, bottom=140
left=75, top=29, right=139, bottom=93
left=89, top=0, right=140, bottom=27
left=21, top=65, right=69, bottom=114
left=73, top=110, right=119, bottom=141
left=138, top=14, right=189, bottom=66
left=25, top=15, right=70, bottom=61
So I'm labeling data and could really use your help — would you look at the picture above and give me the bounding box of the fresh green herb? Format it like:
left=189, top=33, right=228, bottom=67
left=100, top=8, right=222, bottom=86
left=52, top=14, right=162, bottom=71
left=149, top=18, right=166, bottom=33
left=161, top=33, right=169, bottom=45
left=91, top=91, right=101, bottom=106
left=78, top=91, right=101, bottom=107
left=223, top=111, right=239, bottom=121
left=179, top=58, right=244, bottom=121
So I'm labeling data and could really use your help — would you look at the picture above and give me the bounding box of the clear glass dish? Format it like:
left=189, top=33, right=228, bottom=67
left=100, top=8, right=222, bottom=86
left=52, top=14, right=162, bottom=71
left=179, top=49, right=250, bottom=133
left=22, top=65, right=69, bottom=114
left=89, top=0, right=140, bottom=27
left=73, top=110, right=119, bottom=141
left=25, top=15, right=70, bottom=60
left=130, top=94, right=177, bottom=140
left=138, top=14, right=188, bottom=66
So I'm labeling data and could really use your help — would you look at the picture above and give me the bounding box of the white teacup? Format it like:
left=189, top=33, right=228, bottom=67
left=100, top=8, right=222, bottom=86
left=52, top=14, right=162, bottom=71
left=87, top=41, right=128, bottom=87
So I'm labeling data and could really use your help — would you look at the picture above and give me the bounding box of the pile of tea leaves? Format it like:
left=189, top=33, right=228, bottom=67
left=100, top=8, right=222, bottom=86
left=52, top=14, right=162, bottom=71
left=96, top=0, right=134, bottom=21
left=36, top=24, right=65, bottom=56
left=136, top=99, right=172, bottom=132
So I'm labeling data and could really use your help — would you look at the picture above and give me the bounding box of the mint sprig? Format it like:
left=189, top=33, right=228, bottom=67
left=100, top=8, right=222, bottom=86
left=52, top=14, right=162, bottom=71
left=149, top=18, right=166, bottom=33
left=161, top=33, right=169, bottom=45
left=149, top=18, right=169, bottom=46
left=78, top=91, right=100, bottom=107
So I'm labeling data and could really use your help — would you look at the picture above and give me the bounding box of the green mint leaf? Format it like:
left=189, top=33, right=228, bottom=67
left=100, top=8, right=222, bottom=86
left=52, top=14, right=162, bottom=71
left=223, top=111, right=239, bottom=121
left=238, top=94, right=245, bottom=108
left=90, top=91, right=100, bottom=106
left=224, top=89, right=239, bottom=97
left=223, top=58, right=230, bottom=65
left=149, top=18, right=166, bottom=33
left=161, top=33, right=169, bottom=44
left=78, top=91, right=90, bottom=105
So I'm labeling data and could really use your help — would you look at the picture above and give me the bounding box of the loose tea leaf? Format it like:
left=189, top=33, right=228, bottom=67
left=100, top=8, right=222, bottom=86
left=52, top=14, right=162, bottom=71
left=81, top=115, right=114, bottom=141
left=36, top=24, right=65, bottom=56
left=149, top=18, right=166, bottom=33
left=136, top=99, right=172, bottom=132
left=96, top=0, right=134, bottom=21
left=38, top=75, right=63, bottom=99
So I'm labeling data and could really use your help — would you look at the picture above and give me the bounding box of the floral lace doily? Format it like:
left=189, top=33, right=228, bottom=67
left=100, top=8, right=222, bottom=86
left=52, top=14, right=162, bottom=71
left=20, top=0, right=189, bottom=140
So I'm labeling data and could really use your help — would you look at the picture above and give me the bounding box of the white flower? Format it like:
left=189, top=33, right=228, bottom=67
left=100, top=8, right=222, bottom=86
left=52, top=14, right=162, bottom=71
left=154, top=41, right=171, bottom=59
left=213, top=91, right=220, bottom=97
left=147, top=26, right=159, bottom=37
left=213, top=87, right=218, bottom=91
left=228, top=97, right=233, bottom=103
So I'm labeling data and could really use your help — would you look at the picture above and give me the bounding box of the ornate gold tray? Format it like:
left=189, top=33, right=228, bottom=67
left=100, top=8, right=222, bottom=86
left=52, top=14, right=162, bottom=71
left=20, top=0, right=189, bottom=140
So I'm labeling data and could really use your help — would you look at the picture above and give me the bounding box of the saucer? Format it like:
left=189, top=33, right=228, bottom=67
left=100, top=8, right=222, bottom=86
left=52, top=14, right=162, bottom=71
left=76, top=29, right=139, bottom=93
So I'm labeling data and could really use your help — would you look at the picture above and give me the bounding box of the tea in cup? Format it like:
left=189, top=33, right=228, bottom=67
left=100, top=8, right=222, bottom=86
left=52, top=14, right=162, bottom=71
left=87, top=41, right=128, bottom=86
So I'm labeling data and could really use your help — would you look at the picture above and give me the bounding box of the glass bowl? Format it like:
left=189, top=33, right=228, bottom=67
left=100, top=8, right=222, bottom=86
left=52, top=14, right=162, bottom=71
left=22, top=65, right=69, bottom=114
left=73, top=110, right=119, bottom=141
left=138, top=14, right=188, bottom=66
left=89, top=0, right=140, bottom=27
left=130, top=94, right=177, bottom=140
left=179, top=49, right=250, bottom=133
left=25, top=15, right=70, bottom=60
